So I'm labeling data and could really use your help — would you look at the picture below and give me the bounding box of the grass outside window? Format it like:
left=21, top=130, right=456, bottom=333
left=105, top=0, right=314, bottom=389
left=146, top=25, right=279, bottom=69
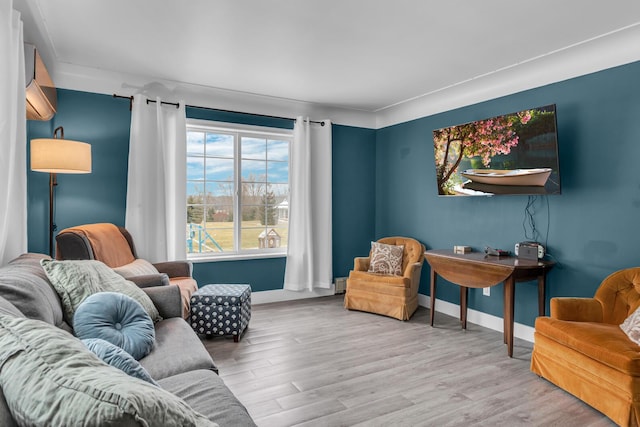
left=187, top=220, right=288, bottom=254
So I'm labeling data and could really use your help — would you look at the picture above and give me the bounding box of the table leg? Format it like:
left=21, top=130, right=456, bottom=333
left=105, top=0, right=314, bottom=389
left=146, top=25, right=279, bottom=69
left=504, top=277, right=515, bottom=357
left=538, top=275, right=546, bottom=317
left=460, top=286, right=468, bottom=329
left=430, top=269, right=437, bottom=326
left=503, top=286, right=508, bottom=344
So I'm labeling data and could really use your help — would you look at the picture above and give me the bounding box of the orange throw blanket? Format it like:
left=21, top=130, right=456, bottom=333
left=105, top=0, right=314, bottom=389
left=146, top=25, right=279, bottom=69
left=60, top=223, right=135, bottom=268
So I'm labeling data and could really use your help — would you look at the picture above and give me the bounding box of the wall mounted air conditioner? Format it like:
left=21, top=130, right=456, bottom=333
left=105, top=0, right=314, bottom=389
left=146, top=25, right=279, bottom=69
left=25, top=43, right=56, bottom=121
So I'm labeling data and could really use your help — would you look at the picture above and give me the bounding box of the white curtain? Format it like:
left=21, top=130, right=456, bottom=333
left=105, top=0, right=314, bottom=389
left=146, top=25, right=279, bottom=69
left=0, top=3, right=27, bottom=265
left=126, top=95, right=187, bottom=262
left=283, top=117, right=333, bottom=291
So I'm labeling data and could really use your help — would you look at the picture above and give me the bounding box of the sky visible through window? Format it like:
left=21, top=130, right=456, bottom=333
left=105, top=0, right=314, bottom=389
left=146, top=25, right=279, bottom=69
left=187, top=132, right=289, bottom=184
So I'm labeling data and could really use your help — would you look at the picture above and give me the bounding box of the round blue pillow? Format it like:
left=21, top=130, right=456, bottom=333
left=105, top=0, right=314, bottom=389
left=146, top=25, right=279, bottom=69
left=82, top=338, right=158, bottom=386
left=74, top=292, right=155, bottom=360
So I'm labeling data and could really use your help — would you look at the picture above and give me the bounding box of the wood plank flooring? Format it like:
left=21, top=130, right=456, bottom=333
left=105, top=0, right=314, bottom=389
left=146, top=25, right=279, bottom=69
left=202, top=295, right=614, bottom=427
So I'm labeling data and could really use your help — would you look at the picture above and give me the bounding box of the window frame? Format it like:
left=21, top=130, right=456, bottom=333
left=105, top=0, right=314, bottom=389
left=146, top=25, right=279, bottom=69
left=186, top=119, right=293, bottom=262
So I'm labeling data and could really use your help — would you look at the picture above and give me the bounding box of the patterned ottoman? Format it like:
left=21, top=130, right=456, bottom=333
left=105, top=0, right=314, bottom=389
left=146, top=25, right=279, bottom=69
left=190, top=284, right=251, bottom=342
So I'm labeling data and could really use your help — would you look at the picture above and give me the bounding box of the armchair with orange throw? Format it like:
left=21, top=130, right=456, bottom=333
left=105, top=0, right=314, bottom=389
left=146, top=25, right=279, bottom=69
left=344, top=237, right=425, bottom=321
left=531, top=267, right=640, bottom=427
left=55, top=223, right=197, bottom=319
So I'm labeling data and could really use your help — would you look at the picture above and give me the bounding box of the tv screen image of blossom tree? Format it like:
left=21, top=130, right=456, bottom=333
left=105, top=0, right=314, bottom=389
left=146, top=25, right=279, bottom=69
left=432, top=104, right=561, bottom=196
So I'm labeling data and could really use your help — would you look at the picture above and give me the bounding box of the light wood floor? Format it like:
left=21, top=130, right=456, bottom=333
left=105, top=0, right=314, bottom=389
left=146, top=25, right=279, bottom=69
left=202, top=295, right=614, bottom=427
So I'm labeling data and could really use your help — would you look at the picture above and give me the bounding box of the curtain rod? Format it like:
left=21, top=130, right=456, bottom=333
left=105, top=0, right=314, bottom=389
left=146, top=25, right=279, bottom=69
left=112, top=94, right=325, bottom=126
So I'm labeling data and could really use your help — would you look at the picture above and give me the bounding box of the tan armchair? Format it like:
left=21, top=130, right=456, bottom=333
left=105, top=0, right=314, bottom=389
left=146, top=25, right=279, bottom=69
left=531, top=268, right=640, bottom=426
left=344, top=236, right=425, bottom=321
left=55, top=223, right=197, bottom=318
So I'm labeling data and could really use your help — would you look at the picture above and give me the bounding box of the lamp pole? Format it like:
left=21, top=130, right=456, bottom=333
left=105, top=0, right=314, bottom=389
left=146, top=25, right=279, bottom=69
left=47, top=126, right=63, bottom=257
left=48, top=172, right=57, bottom=257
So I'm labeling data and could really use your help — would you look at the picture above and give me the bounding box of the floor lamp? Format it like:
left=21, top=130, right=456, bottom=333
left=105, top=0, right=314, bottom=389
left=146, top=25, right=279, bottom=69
left=31, top=126, right=92, bottom=257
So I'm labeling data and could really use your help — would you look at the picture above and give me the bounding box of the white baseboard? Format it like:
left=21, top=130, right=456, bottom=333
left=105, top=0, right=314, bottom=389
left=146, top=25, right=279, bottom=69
left=417, top=293, right=534, bottom=343
left=252, top=289, right=534, bottom=343
left=252, top=287, right=335, bottom=304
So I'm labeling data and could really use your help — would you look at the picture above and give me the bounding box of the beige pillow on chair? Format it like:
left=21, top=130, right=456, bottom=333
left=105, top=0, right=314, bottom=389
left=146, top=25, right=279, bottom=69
left=368, top=241, right=404, bottom=275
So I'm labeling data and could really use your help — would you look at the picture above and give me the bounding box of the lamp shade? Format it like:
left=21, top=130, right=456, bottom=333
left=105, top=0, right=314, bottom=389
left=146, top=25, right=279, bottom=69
left=31, top=138, right=92, bottom=174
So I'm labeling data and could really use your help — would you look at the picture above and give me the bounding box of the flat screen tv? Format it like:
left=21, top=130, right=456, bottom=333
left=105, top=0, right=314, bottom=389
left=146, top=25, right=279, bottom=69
left=432, top=104, right=560, bottom=196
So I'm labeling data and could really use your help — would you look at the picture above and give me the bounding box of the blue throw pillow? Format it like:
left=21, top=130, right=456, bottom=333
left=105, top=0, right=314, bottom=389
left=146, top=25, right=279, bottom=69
left=74, top=292, right=155, bottom=360
left=82, top=338, right=159, bottom=386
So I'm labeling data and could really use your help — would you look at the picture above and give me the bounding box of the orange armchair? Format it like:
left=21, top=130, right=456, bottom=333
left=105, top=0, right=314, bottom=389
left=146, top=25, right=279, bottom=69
left=55, top=223, right=197, bottom=318
left=344, top=237, right=425, bottom=321
left=531, top=268, right=640, bottom=426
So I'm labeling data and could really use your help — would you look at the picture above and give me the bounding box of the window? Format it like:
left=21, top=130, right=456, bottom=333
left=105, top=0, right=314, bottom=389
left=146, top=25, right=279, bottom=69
left=186, top=120, right=292, bottom=259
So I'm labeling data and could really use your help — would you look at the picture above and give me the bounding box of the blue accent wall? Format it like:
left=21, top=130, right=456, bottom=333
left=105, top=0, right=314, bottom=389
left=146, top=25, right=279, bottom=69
left=376, top=60, right=640, bottom=326
left=26, top=90, right=376, bottom=292
left=24, top=60, right=640, bottom=324
left=27, top=91, right=131, bottom=253
left=332, top=125, right=376, bottom=278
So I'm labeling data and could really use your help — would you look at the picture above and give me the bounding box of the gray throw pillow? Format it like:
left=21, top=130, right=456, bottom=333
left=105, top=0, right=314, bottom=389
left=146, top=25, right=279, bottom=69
left=0, top=297, right=23, bottom=318
left=41, top=259, right=161, bottom=325
left=0, top=314, right=217, bottom=427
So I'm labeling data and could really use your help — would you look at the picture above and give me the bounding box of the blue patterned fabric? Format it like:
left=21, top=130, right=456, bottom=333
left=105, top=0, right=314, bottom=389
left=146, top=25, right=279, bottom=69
left=74, top=292, right=155, bottom=360
left=82, top=338, right=159, bottom=386
left=190, top=284, right=251, bottom=340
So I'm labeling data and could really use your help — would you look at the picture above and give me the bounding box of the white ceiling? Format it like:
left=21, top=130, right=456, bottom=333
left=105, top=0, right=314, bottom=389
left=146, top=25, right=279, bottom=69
left=14, top=0, right=640, bottom=123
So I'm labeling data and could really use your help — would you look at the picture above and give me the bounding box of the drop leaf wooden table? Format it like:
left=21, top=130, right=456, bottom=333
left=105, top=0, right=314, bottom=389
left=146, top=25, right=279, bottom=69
left=425, top=249, right=555, bottom=357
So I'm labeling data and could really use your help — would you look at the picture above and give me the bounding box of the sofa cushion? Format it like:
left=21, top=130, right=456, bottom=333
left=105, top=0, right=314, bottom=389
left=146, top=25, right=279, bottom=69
left=158, top=369, right=256, bottom=427
left=0, top=389, right=16, bottom=427
left=41, top=259, right=161, bottom=325
left=368, top=241, right=404, bottom=275
left=82, top=338, right=158, bottom=386
left=0, top=254, right=64, bottom=327
left=142, top=285, right=183, bottom=319
left=113, top=259, right=160, bottom=278
left=140, top=317, right=217, bottom=380
left=0, top=296, right=23, bottom=318
left=0, top=314, right=216, bottom=427
left=74, top=292, right=155, bottom=360
left=535, top=316, right=640, bottom=375
left=348, top=270, right=411, bottom=296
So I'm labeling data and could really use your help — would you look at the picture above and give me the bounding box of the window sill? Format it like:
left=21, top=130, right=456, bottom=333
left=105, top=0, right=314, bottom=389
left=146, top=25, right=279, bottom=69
left=188, top=252, right=287, bottom=263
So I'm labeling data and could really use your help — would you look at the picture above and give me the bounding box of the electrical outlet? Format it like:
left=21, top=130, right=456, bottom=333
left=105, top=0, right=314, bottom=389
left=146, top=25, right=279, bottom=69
left=483, top=287, right=490, bottom=297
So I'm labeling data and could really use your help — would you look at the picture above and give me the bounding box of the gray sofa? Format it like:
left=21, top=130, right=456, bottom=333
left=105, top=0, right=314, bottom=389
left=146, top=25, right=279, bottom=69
left=0, top=253, right=256, bottom=426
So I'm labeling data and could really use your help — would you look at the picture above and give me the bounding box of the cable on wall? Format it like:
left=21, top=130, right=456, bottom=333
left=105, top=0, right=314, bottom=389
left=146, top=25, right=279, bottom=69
left=523, top=195, right=560, bottom=266
left=523, top=195, right=538, bottom=241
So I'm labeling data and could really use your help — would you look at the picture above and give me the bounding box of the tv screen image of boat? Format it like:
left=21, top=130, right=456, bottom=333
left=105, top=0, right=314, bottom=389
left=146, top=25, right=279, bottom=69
left=432, top=104, right=561, bottom=196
